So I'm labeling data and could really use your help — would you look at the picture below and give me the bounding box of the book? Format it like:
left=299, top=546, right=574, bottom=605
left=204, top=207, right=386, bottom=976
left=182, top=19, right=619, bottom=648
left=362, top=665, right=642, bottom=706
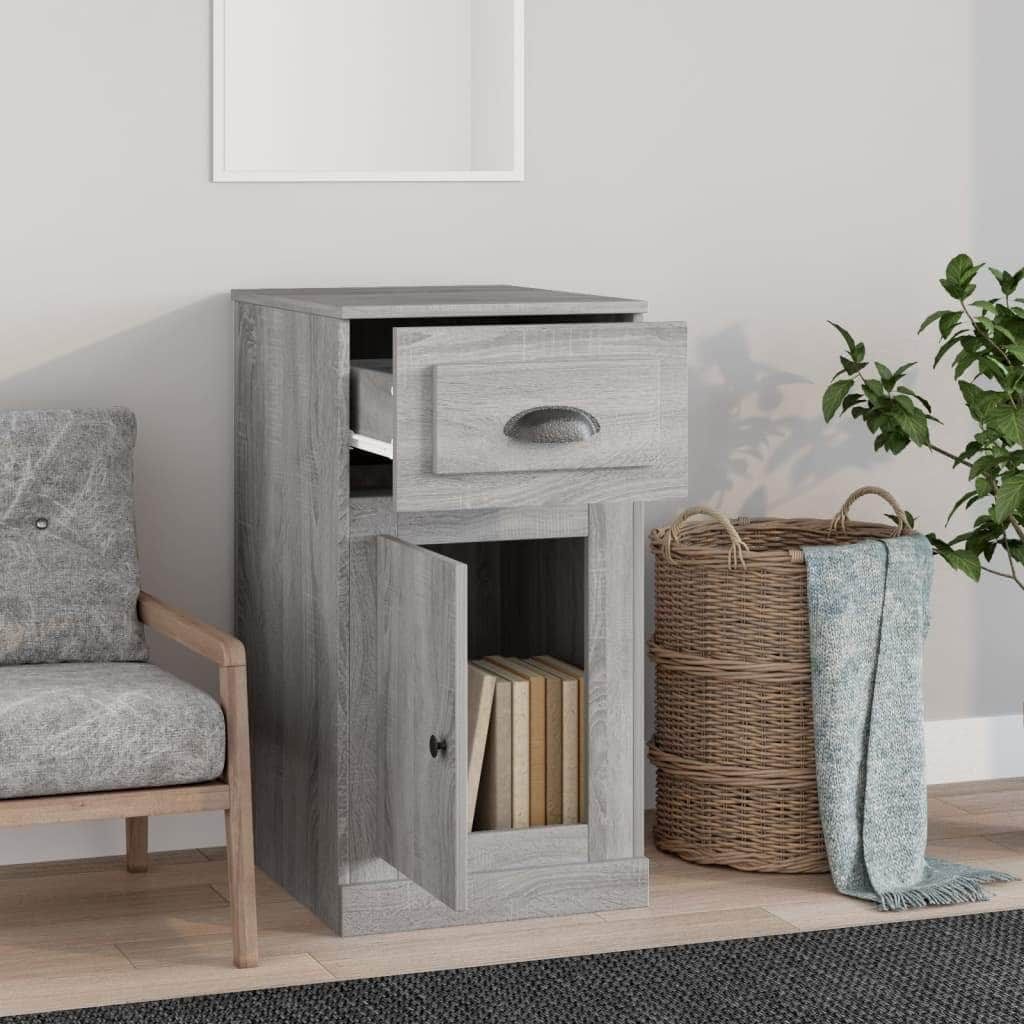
left=521, top=658, right=564, bottom=825
left=472, top=659, right=512, bottom=830
left=467, top=663, right=497, bottom=825
left=533, top=655, right=586, bottom=825
left=487, top=656, right=547, bottom=827
left=479, top=658, right=530, bottom=829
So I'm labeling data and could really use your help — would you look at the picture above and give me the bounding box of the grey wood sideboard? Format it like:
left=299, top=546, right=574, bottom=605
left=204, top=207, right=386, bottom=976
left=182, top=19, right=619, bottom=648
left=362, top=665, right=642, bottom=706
left=233, top=285, right=687, bottom=936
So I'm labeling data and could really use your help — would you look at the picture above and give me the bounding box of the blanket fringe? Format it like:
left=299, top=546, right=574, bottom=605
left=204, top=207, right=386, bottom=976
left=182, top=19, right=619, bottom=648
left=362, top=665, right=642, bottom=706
left=877, top=870, right=1018, bottom=912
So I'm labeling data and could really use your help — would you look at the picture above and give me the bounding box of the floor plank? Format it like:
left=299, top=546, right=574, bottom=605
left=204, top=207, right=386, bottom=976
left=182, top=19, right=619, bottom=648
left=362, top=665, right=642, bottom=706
left=116, top=902, right=342, bottom=969
left=317, top=908, right=794, bottom=981
left=2, top=780, right=1024, bottom=1016
left=0, top=941, right=130, bottom=984
left=0, top=955, right=333, bottom=1017
left=0, top=849, right=206, bottom=881
left=931, top=777, right=1024, bottom=799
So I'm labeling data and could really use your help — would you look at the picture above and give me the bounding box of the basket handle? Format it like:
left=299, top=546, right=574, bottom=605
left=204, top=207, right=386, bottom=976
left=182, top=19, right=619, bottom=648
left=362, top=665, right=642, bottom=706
left=830, top=486, right=909, bottom=538
left=653, top=505, right=751, bottom=568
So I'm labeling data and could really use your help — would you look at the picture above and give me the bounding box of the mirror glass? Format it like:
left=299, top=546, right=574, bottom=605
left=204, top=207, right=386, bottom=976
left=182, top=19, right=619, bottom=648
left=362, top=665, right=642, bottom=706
left=213, top=0, right=524, bottom=181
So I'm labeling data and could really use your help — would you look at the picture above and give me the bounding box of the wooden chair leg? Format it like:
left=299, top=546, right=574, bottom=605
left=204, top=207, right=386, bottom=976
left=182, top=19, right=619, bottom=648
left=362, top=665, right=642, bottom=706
left=225, top=805, right=258, bottom=968
left=125, top=816, right=148, bottom=873
left=221, top=664, right=259, bottom=968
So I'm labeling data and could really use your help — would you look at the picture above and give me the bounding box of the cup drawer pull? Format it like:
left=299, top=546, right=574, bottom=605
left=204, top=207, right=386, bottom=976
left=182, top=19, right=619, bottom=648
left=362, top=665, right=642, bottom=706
left=503, top=406, right=601, bottom=445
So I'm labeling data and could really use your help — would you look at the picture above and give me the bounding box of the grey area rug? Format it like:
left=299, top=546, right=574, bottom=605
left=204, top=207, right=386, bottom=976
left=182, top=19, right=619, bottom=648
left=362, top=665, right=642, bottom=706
left=13, top=910, right=1024, bottom=1023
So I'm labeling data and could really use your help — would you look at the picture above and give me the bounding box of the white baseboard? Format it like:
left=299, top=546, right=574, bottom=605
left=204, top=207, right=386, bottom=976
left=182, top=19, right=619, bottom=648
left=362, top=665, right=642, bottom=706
left=0, top=812, right=225, bottom=867
left=925, top=714, right=1024, bottom=785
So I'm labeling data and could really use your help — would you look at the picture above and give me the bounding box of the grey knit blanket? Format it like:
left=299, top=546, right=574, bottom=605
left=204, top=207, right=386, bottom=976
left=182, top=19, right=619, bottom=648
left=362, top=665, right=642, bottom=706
left=803, top=534, right=1015, bottom=910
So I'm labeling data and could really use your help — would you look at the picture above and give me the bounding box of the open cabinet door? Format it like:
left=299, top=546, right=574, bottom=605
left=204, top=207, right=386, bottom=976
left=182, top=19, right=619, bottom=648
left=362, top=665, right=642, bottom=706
left=376, top=536, right=468, bottom=910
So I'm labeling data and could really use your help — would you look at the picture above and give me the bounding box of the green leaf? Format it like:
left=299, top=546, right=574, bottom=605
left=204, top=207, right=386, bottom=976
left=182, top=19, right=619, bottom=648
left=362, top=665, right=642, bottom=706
left=978, top=356, right=1008, bottom=382
left=930, top=536, right=982, bottom=581
left=1007, top=539, right=1024, bottom=565
left=863, top=379, right=886, bottom=401
left=991, top=322, right=1020, bottom=347
left=946, top=490, right=979, bottom=526
left=891, top=404, right=930, bottom=446
left=946, top=254, right=977, bottom=281
left=939, top=311, right=963, bottom=338
left=822, top=379, right=854, bottom=422
left=933, top=335, right=960, bottom=367
left=953, top=346, right=978, bottom=379
left=919, top=310, right=957, bottom=334
left=828, top=321, right=858, bottom=355
left=988, top=404, right=1024, bottom=446
left=874, top=362, right=894, bottom=386
left=990, top=267, right=1024, bottom=297
left=896, top=385, right=932, bottom=413
left=886, top=510, right=915, bottom=529
left=941, top=254, right=983, bottom=301
left=968, top=453, right=998, bottom=481
left=992, top=473, right=1024, bottom=524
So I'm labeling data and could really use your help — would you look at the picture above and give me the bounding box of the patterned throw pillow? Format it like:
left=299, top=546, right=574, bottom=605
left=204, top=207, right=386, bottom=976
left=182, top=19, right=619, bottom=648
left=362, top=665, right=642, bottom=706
left=0, top=408, right=148, bottom=664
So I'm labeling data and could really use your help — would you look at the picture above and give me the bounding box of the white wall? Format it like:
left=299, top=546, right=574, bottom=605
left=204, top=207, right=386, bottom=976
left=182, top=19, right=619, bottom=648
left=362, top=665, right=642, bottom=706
left=1, top=1, right=1016, bottom=864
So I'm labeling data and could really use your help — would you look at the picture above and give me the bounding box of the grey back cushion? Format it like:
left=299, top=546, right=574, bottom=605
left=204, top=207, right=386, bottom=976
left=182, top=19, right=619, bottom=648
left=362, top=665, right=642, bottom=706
left=0, top=408, right=148, bottom=664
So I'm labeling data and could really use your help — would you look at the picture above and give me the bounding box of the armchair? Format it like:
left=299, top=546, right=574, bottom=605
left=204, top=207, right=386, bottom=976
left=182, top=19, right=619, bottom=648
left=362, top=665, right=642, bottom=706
left=0, top=409, right=258, bottom=968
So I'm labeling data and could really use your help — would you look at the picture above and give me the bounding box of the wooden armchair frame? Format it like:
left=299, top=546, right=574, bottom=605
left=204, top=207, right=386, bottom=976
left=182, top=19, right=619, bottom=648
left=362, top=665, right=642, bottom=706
left=0, top=592, right=259, bottom=968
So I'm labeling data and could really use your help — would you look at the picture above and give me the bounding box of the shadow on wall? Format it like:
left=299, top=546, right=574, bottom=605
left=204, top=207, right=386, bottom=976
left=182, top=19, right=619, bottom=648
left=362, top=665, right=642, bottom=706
left=0, top=295, right=236, bottom=693
left=686, top=324, right=874, bottom=512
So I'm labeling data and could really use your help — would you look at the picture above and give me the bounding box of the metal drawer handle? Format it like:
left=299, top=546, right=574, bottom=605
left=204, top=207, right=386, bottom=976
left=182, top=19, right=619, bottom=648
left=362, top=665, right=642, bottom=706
left=503, top=406, right=601, bottom=444
left=429, top=735, right=448, bottom=759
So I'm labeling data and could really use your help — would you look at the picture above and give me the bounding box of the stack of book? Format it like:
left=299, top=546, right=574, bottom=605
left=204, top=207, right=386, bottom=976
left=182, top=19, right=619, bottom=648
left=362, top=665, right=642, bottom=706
left=468, top=656, right=585, bottom=831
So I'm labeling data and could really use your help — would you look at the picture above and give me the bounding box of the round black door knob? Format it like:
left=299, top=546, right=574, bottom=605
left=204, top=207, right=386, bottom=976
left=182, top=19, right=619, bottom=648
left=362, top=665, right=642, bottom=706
left=429, top=735, right=448, bottom=759
left=35, top=517, right=49, bottom=530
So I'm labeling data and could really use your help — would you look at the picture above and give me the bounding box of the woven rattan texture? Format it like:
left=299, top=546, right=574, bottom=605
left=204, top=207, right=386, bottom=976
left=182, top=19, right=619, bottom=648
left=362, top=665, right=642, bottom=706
left=649, top=505, right=912, bottom=874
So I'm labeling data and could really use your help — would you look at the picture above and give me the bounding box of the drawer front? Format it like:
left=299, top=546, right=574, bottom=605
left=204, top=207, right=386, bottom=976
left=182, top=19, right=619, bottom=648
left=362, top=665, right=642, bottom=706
left=433, top=356, right=660, bottom=475
left=395, top=322, right=686, bottom=511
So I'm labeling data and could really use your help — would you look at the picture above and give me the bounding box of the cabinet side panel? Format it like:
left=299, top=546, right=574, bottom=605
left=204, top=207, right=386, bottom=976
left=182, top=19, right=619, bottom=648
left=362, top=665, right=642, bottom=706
left=348, top=498, right=399, bottom=884
left=235, top=302, right=346, bottom=930
left=586, top=502, right=639, bottom=862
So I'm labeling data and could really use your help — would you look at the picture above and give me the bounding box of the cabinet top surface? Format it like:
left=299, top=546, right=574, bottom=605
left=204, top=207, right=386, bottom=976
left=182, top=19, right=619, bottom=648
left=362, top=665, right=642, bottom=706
left=231, top=285, right=648, bottom=319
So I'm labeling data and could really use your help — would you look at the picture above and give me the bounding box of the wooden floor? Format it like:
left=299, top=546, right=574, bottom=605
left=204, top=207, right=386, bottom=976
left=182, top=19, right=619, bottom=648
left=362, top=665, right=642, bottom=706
left=2, top=779, right=1024, bottom=1017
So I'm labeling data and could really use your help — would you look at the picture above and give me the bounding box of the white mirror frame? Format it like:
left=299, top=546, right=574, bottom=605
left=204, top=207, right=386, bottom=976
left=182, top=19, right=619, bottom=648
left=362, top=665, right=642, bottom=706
left=212, top=0, right=525, bottom=182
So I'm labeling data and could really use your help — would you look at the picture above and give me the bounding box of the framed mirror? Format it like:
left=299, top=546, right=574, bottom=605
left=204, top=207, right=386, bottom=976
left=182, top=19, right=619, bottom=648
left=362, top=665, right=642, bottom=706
left=212, top=0, right=524, bottom=182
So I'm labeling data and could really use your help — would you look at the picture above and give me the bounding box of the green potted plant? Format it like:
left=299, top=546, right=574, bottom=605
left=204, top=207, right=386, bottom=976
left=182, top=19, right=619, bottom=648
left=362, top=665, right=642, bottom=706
left=823, top=254, right=1024, bottom=591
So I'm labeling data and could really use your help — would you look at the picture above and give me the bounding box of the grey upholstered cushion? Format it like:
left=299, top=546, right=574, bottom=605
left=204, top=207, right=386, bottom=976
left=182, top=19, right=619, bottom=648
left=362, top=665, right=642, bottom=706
left=0, top=663, right=225, bottom=799
left=0, top=408, right=147, bottom=665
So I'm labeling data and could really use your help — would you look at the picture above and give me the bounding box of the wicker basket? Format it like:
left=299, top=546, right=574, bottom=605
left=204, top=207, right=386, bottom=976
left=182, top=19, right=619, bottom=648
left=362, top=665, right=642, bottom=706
left=647, top=486, right=914, bottom=874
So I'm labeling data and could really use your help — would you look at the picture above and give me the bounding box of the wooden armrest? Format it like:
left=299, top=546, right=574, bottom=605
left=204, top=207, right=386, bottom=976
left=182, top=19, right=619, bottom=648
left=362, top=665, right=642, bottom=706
left=138, top=592, right=246, bottom=668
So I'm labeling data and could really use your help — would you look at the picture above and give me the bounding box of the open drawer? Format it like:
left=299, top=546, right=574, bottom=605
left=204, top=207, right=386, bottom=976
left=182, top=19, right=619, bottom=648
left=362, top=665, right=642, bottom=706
left=352, top=321, right=686, bottom=511
left=374, top=532, right=589, bottom=911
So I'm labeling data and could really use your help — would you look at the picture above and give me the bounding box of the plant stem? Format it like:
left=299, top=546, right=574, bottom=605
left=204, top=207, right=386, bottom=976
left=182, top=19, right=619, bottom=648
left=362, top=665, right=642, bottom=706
left=984, top=552, right=1024, bottom=592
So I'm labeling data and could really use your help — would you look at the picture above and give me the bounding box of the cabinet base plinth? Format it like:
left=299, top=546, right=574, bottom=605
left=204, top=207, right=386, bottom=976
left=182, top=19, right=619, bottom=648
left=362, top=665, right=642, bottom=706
left=339, top=856, right=649, bottom=937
